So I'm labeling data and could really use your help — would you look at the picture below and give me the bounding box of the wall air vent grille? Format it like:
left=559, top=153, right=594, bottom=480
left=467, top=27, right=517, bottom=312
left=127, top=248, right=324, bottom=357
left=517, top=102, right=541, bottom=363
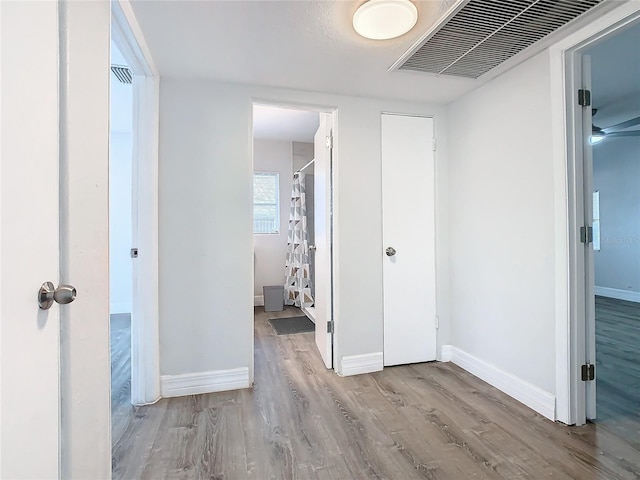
left=111, top=64, right=132, bottom=84
left=399, top=0, right=603, bottom=79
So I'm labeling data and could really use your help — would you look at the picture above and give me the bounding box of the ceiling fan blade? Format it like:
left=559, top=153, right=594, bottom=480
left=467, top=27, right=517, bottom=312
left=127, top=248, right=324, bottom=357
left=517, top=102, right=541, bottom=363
left=602, top=116, right=640, bottom=133
left=605, top=131, right=640, bottom=138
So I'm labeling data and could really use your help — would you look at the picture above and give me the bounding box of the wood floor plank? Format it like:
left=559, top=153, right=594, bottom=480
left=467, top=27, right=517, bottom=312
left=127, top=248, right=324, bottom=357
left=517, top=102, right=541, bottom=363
left=111, top=305, right=640, bottom=479
left=595, top=295, right=640, bottom=454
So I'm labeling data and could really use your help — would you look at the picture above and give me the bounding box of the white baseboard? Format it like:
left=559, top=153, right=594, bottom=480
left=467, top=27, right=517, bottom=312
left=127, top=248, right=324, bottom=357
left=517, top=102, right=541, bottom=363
left=254, top=295, right=264, bottom=307
left=443, top=345, right=556, bottom=421
left=440, top=345, right=453, bottom=362
left=161, top=367, right=250, bottom=398
left=301, top=306, right=316, bottom=324
left=340, top=352, right=383, bottom=377
left=595, top=286, right=640, bottom=303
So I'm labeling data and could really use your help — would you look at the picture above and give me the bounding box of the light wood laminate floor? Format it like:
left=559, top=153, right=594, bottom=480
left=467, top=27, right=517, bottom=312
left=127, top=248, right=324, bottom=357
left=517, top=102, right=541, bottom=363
left=595, top=296, right=640, bottom=450
left=111, top=306, right=640, bottom=479
left=111, top=313, right=133, bottom=445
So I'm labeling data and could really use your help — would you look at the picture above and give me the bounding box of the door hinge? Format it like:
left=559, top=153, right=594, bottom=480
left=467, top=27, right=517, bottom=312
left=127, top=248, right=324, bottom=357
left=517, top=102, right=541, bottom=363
left=581, top=363, right=595, bottom=381
left=434, top=315, right=439, bottom=329
left=432, top=138, right=437, bottom=151
left=578, top=89, right=591, bottom=107
left=580, top=226, right=593, bottom=244
left=325, top=135, right=333, bottom=149
left=130, top=247, right=139, bottom=258
left=327, top=320, right=334, bottom=334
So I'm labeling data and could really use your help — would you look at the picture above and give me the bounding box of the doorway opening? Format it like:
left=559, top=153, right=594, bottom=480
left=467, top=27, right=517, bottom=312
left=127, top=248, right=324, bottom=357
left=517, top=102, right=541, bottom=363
left=109, top=2, right=161, bottom=466
left=583, top=23, right=640, bottom=443
left=252, top=103, right=336, bottom=371
left=109, top=38, right=135, bottom=445
left=558, top=3, right=640, bottom=429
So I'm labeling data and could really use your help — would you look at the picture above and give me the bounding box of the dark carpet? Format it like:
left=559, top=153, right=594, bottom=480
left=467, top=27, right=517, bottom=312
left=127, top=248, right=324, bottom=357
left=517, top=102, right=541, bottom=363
left=269, top=316, right=315, bottom=335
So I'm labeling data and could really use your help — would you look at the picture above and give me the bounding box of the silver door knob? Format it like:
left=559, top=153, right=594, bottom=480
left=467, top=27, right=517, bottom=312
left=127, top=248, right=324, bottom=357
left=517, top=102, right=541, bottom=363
left=385, top=247, right=396, bottom=257
left=38, top=282, right=77, bottom=310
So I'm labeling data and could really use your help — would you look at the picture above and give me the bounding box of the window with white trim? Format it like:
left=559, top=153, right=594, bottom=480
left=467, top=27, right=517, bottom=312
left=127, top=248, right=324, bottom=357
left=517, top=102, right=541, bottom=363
left=253, top=172, right=280, bottom=234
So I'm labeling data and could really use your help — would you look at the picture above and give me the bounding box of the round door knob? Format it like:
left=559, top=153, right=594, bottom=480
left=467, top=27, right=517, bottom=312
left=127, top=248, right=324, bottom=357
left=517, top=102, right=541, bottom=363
left=38, top=282, right=77, bottom=310
left=385, top=247, right=396, bottom=257
left=54, top=285, right=77, bottom=305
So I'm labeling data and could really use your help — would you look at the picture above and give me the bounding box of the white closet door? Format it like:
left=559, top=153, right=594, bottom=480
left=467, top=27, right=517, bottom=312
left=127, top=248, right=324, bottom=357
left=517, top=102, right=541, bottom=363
left=382, top=114, right=437, bottom=366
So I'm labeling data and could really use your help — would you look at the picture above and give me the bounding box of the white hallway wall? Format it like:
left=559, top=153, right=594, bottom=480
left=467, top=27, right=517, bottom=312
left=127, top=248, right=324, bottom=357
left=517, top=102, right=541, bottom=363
left=447, top=51, right=557, bottom=397
left=253, top=139, right=293, bottom=301
left=158, top=79, right=450, bottom=381
left=593, top=137, right=640, bottom=301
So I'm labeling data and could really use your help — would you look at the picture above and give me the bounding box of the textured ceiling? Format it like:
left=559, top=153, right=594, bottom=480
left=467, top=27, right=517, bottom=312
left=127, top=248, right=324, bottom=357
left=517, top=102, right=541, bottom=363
left=129, top=0, right=477, bottom=104
left=253, top=105, right=319, bottom=143
left=128, top=0, right=628, bottom=107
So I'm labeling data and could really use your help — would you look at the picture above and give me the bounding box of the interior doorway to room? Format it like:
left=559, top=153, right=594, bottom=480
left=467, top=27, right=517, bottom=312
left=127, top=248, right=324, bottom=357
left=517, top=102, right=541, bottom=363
left=564, top=14, right=640, bottom=436
left=109, top=39, right=136, bottom=444
left=252, top=104, right=335, bottom=370
left=582, top=22, right=640, bottom=442
left=109, top=3, right=161, bottom=464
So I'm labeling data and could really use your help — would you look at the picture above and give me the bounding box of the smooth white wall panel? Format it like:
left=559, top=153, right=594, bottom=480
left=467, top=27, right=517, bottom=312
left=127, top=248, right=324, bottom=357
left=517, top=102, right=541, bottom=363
left=447, top=51, right=557, bottom=394
left=159, top=82, right=254, bottom=378
left=593, top=137, right=640, bottom=296
left=159, top=79, right=449, bottom=379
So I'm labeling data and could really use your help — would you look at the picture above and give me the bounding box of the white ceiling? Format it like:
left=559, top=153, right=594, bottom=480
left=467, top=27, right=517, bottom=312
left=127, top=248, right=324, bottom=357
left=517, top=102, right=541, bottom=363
left=253, top=105, right=319, bottom=142
left=586, top=21, right=640, bottom=128
left=129, top=0, right=477, bottom=104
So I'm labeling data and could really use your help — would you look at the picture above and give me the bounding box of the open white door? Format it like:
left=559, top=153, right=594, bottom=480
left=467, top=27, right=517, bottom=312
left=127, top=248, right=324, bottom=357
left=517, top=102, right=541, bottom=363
left=2, top=2, right=111, bottom=477
left=1, top=2, right=61, bottom=477
left=382, top=114, right=437, bottom=366
left=313, top=113, right=333, bottom=369
left=581, top=54, right=597, bottom=421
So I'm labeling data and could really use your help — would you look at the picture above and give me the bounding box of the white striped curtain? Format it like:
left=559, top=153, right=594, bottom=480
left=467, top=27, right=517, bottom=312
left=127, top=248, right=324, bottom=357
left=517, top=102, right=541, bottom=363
left=284, top=173, right=314, bottom=308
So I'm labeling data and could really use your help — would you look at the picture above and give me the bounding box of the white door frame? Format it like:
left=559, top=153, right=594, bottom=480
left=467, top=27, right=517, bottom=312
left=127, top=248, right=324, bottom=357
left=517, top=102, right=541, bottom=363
left=250, top=100, right=339, bottom=371
left=550, top=1, right=640, bottom=426
left=111, top=0, right=161, bottom=405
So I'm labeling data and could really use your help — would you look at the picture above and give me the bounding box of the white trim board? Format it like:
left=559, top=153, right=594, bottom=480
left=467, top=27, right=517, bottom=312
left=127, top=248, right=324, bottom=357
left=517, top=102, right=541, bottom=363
left=595, top=286, right=640, bottom=303
left=340, top=352, right=383, bottom=377
left=161, top=367, right=250, bottom=398
left=301, top=305, right=316, bottom=324
left=442, top=345, right=556, bottom=421
left=109, top=303, right=131, bottom=315
left=254, top=295, right=264, bottom=307
left=440, top=345, right=453, bottom=362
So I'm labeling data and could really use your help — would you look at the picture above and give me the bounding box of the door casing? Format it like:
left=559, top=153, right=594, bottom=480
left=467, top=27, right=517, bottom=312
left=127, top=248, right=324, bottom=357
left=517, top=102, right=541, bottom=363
left=549, top=1, right=640, bottom=426
left=111, top=0, right=161, bottom=406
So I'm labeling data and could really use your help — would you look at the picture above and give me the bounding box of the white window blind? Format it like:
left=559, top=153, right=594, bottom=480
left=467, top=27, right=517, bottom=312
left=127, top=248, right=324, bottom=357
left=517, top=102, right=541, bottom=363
left=253, top=172, right=280, bottom=234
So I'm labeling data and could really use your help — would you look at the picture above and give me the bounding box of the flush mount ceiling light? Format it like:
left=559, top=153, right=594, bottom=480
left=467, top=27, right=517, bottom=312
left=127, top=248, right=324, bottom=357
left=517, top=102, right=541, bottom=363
left=353, top=0, right=418, bottom=40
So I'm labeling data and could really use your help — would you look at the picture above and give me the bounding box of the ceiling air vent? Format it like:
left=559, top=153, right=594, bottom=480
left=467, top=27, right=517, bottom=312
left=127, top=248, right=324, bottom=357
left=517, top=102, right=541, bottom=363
left=399, top=0, right=603, bottom=79
left=111, top=64, right=132, bottom=84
